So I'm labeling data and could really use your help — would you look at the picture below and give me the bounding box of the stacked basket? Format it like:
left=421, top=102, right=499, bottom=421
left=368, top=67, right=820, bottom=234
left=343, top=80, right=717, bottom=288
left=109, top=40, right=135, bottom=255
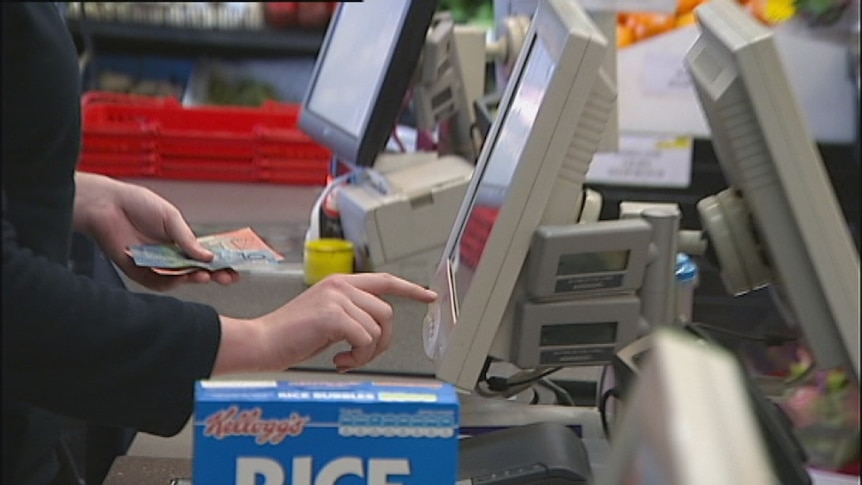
left=79, top=92, right=332, bottom=185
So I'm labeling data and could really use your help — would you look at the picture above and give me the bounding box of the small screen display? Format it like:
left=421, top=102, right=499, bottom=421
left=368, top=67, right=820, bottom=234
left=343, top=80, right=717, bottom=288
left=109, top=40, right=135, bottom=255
left=557, top=250, right=630, bottom=276
left=305, top=2, right=407, bottom=137
left=449, top=37, right=556, bottom=308
left=540, top=322, right=618, bottom=347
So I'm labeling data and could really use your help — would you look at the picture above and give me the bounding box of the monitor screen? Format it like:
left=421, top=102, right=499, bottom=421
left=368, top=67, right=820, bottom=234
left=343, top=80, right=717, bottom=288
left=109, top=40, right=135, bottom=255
left=685, top=0, right=859, bottom=382
left=450, top=37, right=554, bottom=307
left=299, top=1, right=438, bottom=168
left=423, top=0, right=615, bottom=391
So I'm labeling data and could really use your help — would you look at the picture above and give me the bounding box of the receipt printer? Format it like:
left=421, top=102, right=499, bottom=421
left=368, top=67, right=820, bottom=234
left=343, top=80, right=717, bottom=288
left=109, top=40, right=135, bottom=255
left=338, top=153, right=474, bottom=285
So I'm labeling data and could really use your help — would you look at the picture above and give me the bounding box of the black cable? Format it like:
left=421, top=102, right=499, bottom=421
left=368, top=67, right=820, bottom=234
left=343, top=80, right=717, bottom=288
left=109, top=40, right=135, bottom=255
left=599, top=387, right=621, bottom=442
left=485, top=367, right=563, bottom=393
left=478, top=356, right=493, bottom=386
left=468, top=122, right=483, bottom=159
left=506, top=367, right=562, bottom=387
left=506, top=367, right=561, bottom=386
left=528, top=388, right=540, bottom=405
left=686, top=321, right=797, bottom=347
left=538, top=378, right=576, bottom=406
left=596, top=364, right=609, bottom=408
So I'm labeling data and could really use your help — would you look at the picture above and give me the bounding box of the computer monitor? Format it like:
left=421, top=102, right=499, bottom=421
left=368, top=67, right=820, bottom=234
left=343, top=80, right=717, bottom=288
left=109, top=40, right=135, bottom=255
left=685, top=0, right=860, bottom=382
left=299, top=1, right=438, bottom=169
left=595, top=327, right=779, bottom=485
left=422, top=0, right=616, bottom=391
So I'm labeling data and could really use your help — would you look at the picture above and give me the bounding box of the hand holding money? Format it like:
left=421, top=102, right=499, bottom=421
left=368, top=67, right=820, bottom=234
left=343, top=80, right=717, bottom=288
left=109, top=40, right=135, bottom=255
left=126, top=227, right=284, bottom=275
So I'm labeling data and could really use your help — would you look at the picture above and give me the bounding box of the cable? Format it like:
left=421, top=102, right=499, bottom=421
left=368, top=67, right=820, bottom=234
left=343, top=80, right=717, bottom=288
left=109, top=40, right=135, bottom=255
left=686, top=321, right=797, bottom=346
left=475, top=379, right=533, bottom=400
left=596, top=364, right=609, bottom=409
left=538, top=378, right=576, bottom=407
left=599, top=387, right=621, bottom=442
left=477, top=356, right=493, bottom=385
left=391, top=126, right=406, bottom=153
left=477, top=366, right=563, bottom=400
left=468, top=122, right=483, bottom=159
left=390, top=86, right=419, bottom=153
left=390, top=89, right=413, bottom=153
left=496, top=367, right=562, bottom=388
left=304, top=169, right=352, bottom=244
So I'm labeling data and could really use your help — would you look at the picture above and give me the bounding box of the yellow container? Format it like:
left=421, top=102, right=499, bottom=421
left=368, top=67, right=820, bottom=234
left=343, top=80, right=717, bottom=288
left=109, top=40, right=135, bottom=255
left=303, top=238, right=355, bottom=286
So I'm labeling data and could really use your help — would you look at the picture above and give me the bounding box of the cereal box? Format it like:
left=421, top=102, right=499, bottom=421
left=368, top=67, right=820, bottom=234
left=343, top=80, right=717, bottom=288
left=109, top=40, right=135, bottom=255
left=193, top=379, right=460, bottom=485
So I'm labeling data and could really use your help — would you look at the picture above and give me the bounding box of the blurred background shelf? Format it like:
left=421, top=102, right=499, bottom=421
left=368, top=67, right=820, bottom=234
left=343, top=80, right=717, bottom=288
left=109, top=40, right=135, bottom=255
left=67, top=19, right=325, bottom=59
left=62, top=2, right=330, bottom=103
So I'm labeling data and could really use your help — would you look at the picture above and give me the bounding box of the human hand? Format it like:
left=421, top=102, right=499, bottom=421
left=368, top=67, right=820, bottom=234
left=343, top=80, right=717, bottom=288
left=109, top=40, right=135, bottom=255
left=73, top=173, right=239, bottom=291
left=214, top=273, right=437, bottom=374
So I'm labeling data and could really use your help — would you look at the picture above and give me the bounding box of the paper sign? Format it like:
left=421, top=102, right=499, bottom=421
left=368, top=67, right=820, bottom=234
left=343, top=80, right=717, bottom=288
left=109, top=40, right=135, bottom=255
left=588, top=134, right=693, bottom=188
left=641, top=51, right=696, bottom=96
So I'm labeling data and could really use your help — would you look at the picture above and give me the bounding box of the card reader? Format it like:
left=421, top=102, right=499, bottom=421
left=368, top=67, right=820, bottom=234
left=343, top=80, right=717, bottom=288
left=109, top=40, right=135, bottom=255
left=458, top=422, right=592, bottom=484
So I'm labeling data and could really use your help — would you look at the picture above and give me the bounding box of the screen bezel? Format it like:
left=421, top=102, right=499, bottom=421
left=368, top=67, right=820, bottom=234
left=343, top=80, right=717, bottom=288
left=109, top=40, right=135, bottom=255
left=686, top=0, right=859, bottom=380
left=594, top=328, right=777, bottom=485
left=425, top=0, right=611, bottom=391
left=299, top=1, right=438, bottom=169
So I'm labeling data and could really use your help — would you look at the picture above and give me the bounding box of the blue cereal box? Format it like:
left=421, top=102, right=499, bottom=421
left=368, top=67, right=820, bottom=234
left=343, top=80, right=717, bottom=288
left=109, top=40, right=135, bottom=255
left=193, top=379, right=460, bottom=485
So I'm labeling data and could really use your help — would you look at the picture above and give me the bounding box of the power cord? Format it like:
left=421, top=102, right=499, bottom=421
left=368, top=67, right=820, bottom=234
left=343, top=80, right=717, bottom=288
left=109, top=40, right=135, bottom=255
left=476, top=366, right=563, bottom=400
left=595, top=364, right=609, bottom=409
left=485, top=367, right=562, bottom=390
left=390, top=88, right=414, bottom=153
left=538, top=378, right=576, bottom=407
left=468, top=122, right=484, bottom=159
left=686, top=321, right=798, bottom=347
left=599, top=387, right=621, bottom=442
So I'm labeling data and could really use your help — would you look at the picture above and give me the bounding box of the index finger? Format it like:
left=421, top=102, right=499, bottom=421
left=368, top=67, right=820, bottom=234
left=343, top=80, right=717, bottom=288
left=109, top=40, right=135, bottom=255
left=340, top=273, right=437, bottom=303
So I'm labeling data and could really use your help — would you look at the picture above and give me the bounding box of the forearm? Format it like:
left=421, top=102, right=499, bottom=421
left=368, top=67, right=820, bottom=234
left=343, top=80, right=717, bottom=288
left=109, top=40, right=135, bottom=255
left=212, top=316, right=269, bottom=376
left=3, top=217, right=221, bottom=434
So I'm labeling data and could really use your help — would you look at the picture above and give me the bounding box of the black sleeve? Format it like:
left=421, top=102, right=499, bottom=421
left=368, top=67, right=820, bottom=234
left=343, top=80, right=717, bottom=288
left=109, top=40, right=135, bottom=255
left=1, top=208, right=223, bottom=437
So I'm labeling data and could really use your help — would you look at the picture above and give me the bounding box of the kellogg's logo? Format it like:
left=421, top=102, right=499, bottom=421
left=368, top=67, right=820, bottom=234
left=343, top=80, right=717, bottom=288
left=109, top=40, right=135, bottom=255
left=203, top=406, right=310, bottom=445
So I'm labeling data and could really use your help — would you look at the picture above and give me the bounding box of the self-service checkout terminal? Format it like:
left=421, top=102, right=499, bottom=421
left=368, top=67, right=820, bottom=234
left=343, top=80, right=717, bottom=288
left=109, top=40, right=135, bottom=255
left=445, top=200, right=706, bottom=402
left=301, top=2, right=479, bottom=286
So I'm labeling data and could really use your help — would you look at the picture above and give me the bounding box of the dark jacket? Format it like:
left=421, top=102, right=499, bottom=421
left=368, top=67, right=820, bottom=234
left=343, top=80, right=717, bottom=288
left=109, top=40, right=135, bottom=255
left=2, top=4, right=221, bottom=483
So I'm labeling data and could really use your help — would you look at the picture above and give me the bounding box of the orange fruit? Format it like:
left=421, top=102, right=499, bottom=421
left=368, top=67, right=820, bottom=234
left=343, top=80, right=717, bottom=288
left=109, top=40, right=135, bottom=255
left=617, top=24, right=635, bottom=48
left=676, top=11, right=697, bottom=27
left=742, top=0, right=771, bottom=24
left=677, top=0, right=705, bottom=15
left=627, top=12, right=677, bottom=41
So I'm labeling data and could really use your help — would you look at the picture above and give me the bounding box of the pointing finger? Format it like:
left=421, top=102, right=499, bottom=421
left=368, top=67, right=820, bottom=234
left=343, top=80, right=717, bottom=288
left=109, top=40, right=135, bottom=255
left=335, top=273, right=437, bottom=302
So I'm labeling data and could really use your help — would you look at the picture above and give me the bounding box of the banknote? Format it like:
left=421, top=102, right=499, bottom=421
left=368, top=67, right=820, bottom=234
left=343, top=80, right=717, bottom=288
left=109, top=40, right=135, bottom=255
left=126, top=227, right=284, bottom=274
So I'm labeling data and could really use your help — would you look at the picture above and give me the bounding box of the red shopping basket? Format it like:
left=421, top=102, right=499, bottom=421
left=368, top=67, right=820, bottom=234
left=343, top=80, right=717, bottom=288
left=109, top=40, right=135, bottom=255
left=79, top=92, right=331, bottom=185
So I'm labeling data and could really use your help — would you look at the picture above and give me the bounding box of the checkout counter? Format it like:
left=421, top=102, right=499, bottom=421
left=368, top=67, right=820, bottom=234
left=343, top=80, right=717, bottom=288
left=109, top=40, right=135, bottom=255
left=102, top=178, right=611, bottom=484
left=98, top=141, right=860, bottom=484
left=94, top=0, right=860, bottom=476
left=99, top=150, right=860, bottom=484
